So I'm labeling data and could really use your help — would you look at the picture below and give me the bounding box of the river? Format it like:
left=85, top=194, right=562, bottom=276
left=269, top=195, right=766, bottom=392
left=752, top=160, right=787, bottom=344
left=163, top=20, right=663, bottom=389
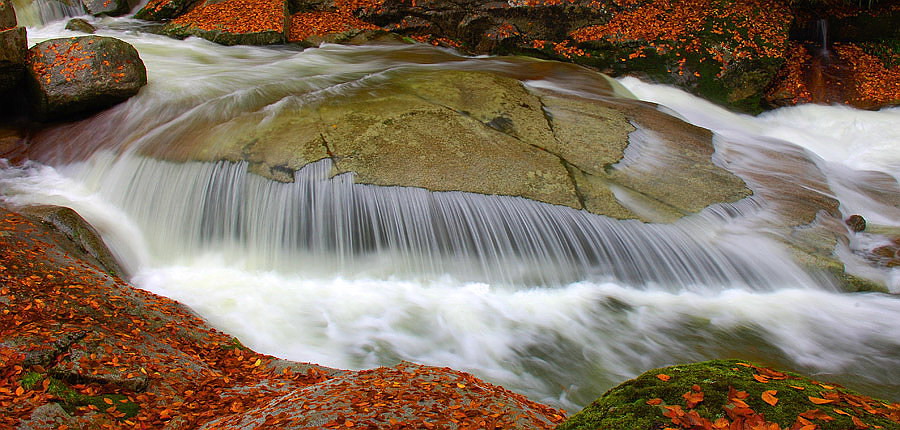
left=2, top=15, right=899, bottom=411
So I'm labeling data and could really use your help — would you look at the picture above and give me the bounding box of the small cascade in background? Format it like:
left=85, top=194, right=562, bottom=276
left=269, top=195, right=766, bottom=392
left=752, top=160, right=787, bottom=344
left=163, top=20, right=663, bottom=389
left=13, top=0, right=84, bottom=27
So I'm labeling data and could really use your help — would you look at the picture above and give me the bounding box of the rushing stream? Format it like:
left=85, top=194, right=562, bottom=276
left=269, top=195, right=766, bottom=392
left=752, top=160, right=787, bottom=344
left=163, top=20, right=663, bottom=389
left=3, top=16, right=900, bottom=410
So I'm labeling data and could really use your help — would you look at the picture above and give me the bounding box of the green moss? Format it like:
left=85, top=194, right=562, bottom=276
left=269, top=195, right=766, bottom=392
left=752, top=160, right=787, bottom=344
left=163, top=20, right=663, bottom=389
left=221, top=337, right=249, bottom=351
left=47, top=378, right=140, bottom=419
left=20, top=372, right=43, bottom=390
left=558, top=359, right=898, bottom=430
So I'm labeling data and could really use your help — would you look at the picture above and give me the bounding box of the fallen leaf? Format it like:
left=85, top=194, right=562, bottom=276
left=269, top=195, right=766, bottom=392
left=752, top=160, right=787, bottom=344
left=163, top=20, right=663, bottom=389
left=761, top=390, right=778, bottom=406
left=656, top=374, right=671, bottom=381
left=808, top=396, right=835, bottom=404
left=647, top=398, right=663, bottom=405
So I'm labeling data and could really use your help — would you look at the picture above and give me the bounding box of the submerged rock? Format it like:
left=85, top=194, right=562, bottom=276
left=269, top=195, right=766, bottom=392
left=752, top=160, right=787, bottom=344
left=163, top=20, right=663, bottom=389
left=161, top=0, right=289, bottom=46
left=559, top=359, right=900, bottom=430
left=24, top=36, right=147, bottom=120
left=64, top=18, right=96, bottom=33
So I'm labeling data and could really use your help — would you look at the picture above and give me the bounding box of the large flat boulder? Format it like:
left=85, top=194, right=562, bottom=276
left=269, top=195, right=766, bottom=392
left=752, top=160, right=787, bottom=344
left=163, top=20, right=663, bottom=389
left=24, top=36, right=147, bottom=120
left=155, top=68, right=751, bottom=222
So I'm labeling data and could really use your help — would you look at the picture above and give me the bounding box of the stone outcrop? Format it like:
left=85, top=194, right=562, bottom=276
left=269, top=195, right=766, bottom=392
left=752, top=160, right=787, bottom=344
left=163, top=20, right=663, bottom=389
left=24, top=36, right=147, bottom=120
left=153, top=66, right=751, bottom=222
left=0, top=205, right=566, bottom=428
left=161, top=0, right=289, bottom=46
left=0, top=0, right=27, bottom=94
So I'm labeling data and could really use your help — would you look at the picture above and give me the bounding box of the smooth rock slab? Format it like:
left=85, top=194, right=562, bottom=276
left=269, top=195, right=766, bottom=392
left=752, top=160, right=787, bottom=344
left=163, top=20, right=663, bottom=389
left=24, top=36, right=147, bottom=120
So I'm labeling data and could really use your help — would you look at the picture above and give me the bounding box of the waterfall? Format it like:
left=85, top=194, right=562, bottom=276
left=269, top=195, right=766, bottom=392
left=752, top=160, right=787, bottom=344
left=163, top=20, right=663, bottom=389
left=13, top=0, right=85, bottom=27
left=5, top=19, right=900, bottom=410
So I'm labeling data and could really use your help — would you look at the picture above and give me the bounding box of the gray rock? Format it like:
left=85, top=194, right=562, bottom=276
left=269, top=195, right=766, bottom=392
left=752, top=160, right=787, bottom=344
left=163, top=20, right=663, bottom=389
left=134, top=0, right=200, bottom=21
left=24, top=36, right=147, bottom=120
left=65, top=18, right=96, bottom=33
left=81, top=0, right=137, bottom=16
left=18, top=204, right=127, bottom=277
left=0, top=0, right=16, bottom=29
left=152, top=68, right=751, bottom=221
left=0, top=24, right=26, bottom=93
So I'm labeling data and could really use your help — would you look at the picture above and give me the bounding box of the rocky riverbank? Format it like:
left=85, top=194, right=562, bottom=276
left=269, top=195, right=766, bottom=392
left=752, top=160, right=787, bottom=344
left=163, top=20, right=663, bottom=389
left=0, top=205, right=566, bottom=429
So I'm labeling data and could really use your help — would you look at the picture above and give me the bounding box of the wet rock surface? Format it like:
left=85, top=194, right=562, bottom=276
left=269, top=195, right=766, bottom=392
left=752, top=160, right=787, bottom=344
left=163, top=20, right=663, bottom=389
left=24, top=36, right=147, bottom=120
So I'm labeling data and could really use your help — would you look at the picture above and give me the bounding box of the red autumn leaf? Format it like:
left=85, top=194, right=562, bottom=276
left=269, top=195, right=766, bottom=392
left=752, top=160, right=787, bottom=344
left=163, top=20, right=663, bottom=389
left=761, top=390, right=778, bottom=406
left=656, top=373, right=671, bottom=381
left=646, top=398, right=663, bottom=405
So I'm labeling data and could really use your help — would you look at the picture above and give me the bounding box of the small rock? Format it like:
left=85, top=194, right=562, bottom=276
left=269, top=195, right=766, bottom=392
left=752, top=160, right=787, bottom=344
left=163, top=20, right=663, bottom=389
left=65, top=18, right=96, bottom=33
left=24, top=35, right=147, bottom=120
left=846, top=214, right=866, bottom=232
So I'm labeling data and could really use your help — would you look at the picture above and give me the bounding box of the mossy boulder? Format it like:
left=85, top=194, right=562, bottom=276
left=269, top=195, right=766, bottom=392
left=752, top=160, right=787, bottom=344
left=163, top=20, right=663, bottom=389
left=559, top=359, right=900, bottom=430
left=24, top=36, right=147, bottom=120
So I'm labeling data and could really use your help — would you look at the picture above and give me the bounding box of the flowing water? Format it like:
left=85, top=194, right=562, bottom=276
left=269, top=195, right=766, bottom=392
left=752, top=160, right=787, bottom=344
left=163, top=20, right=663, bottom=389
left=3, top=16, right=900, bottom=410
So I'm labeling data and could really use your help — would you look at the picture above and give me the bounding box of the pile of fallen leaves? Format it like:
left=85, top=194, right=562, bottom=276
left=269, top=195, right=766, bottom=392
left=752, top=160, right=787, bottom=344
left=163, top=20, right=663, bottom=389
left=558, top=359, right=900, bottom=430
left=570, top=0, right=793, bottom=75
left=0, top=207, right=565, bottom=429
left=833, top=43, right=900, bottom=107
left=289, top=11, right=380, bottom=43
left=170, top=0, right=285, bottom=34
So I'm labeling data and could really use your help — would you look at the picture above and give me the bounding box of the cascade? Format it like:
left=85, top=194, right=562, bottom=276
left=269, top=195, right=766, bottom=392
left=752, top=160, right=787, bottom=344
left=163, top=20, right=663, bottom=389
left=3, top=19, right=899, bottom=410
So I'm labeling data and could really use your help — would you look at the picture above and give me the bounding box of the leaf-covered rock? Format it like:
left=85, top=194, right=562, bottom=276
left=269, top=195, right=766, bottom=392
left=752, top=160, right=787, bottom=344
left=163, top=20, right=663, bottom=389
left=0, top=205, right=567, bottom=428
left=558, top=359, right=900, bottom=430
left=24, top=36, right=147, bottom=120
left=161, top=0, right=289, bottom=46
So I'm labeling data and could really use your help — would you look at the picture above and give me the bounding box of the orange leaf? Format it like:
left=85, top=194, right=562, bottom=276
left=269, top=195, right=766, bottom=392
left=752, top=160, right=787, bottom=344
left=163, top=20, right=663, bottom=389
left=103, top=398, right=113, bottom=405
left=761, top=390, right=778, bottom=406
left=852, top=416, right=870, bottom=429
left=647, top=398, right=663, bottom=405
left=789, top=385, right=806, bottom=390
left=683, top=390, right=704, bottom=408
left=15, top=386, right=24, bottom=396
left=800, top=409, right=834, bottom=421
left=656, top=374, right=671, bottom=381
left=808, top=396, right=835, bottom=404
left=833, top=408, right=850, bottom=416
left=754, top=374, right=771, bottom=383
